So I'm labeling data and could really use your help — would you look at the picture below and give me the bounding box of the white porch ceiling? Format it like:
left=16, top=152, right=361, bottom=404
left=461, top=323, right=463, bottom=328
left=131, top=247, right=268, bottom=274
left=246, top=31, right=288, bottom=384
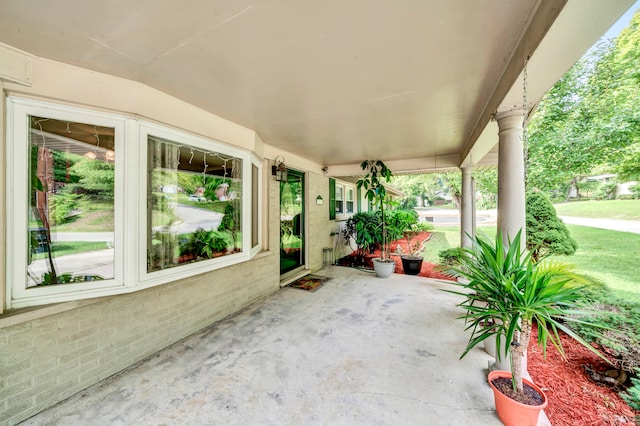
left=0, top=0, right=634, bottom=173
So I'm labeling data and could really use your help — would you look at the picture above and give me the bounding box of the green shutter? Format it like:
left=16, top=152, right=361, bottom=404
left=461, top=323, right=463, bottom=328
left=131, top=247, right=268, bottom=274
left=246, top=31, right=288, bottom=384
left=329, top=178, right=336, bottom=220
left=357, top=186, right=362, bottom=213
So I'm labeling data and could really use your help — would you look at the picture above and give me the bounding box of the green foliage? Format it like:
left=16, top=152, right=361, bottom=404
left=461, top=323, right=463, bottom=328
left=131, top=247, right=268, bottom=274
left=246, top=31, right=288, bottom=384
left=527, top=13, right=640, bottom=195
left=438, top=247, right=466, bottom=266
left=191, top=228, right=230, bottom=258
left=617, top=144, right=640, bottom=182
left=342, top=212, right=382, bottom=261
left=526, top=191, right=577, bottom=262
left=49, top=191, right=81, bottom=225
left=630, top=183, right=640, bottom=200
left=593, top=182, right=618, bottom=200
left=622, top=370, right=640, bottom=412
left=474, top=169, right=498, bottom=209
left=69, top=158, right=115, bottom=199
left=218, top=202, right=240, bottom=250
left=570, top=281, right=640, bottom=373
left=36, top=272, right=103, bottom=285
left=357, top=160, right=393, bottom=260
left=446, top=230, right=608, bottom=395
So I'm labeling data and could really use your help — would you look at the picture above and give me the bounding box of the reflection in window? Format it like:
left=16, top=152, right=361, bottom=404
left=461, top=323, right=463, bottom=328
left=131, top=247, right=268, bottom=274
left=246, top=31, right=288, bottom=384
left=27, top=116, right=115, bottom=287
left=147, top=136, right=242, bottom=272
left=335, top=185, right=344, bottom=214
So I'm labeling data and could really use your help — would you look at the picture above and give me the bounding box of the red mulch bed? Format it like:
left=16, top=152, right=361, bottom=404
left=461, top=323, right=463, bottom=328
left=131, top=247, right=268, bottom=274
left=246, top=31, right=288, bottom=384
left=528, top=326, right=637, bottom=425
left=338, top=231, right=454, bottom=280
left=338, top=232, right=638, bottom=423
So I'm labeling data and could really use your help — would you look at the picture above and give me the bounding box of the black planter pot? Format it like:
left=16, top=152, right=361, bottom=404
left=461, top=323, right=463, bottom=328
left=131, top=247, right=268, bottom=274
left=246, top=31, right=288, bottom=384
left=401, top=255, right=423, bottom=275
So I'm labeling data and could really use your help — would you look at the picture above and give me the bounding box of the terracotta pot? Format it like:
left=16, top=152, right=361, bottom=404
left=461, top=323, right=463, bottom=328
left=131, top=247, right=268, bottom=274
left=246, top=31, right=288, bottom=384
left=487, top=370, right=548, bottom=426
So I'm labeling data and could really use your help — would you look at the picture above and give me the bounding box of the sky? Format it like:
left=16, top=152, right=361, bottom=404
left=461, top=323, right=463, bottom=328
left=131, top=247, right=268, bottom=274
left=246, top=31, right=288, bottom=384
left=601, top=0, right=640, bottom=40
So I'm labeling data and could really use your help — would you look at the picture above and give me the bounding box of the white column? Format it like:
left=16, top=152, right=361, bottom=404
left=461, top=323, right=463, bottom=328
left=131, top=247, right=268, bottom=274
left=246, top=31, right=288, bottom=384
left=460, top=166, right=474, bottom=249
left=495, top=109, right=526, bottom=247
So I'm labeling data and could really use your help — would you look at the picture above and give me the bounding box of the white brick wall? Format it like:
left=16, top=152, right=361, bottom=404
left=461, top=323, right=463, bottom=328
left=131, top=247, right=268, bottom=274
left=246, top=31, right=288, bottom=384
left=0, top=179, right=282, bottom=426
left=307, top=172, right=335, bottom=271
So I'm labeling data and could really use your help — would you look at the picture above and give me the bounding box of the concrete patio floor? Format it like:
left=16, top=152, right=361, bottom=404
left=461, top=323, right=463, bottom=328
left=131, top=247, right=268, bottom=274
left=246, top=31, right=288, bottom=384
left=21, top=267, right=510, bottom=425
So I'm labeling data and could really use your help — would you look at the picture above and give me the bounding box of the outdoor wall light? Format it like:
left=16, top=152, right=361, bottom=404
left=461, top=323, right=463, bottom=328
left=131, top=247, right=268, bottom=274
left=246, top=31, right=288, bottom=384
left=272, top=156, right=287, bottom=181
left=316, top=195, right=324, bottom=205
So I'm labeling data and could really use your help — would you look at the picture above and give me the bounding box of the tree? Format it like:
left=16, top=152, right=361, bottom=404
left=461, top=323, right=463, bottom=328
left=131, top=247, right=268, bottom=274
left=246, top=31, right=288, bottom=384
left=525, top=191, right=577, bottom=262
left=474, top=169, right=498, bottom=209
left=527, top=11, right=640, bottom=196
left=392, top=174, right=439, bottom=207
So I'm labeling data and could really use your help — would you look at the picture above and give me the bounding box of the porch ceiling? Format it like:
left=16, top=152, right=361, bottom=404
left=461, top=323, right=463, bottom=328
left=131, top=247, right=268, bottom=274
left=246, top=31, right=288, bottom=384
left=0, top=0, right=633, bottom=172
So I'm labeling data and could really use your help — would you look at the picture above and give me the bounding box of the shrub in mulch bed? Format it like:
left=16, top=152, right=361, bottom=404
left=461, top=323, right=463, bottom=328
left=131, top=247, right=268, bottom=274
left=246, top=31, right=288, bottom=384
left=528, top=326, right=637, bottom=425
left=336, top=231, right=454, bottom=281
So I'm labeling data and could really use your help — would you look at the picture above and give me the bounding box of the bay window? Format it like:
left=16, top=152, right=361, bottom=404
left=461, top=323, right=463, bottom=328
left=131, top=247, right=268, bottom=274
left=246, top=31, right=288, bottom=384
left=6, top=98, right=262, bottom=308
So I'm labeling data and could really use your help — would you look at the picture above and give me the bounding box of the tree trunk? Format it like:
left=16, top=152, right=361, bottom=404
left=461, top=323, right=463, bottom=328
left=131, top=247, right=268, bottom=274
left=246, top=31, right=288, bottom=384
left=510, top=319, right=532, bottom=395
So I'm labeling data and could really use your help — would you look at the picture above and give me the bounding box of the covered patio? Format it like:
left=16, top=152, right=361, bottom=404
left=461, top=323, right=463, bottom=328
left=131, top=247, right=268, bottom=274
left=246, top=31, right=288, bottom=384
left=22, top=267, right=504, bottom=425
left=0, top=1, right=634, bottom=424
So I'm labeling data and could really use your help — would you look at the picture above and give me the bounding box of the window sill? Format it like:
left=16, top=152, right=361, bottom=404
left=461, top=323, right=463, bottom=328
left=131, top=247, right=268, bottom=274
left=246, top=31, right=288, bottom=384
left=1, top=250, right=273, bottom=328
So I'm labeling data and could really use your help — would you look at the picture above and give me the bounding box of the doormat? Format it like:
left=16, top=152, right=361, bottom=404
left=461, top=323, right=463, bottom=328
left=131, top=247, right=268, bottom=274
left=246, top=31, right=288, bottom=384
left=288, top=275, right=330, bottom=292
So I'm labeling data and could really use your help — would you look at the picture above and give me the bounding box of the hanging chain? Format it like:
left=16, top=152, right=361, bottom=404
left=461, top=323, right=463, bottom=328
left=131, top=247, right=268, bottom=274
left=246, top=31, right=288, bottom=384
left=522, top=56, right=529, bottom=184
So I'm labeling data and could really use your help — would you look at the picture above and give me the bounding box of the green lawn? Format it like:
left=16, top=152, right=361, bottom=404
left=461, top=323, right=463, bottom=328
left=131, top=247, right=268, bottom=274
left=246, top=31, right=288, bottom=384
left=425, top=222, right=640, bottom=303
left=553, top=199, right=640, bottom=220
left=558, top=225, right=640, bottom=303
left=31, top=241, right=110, bottom=260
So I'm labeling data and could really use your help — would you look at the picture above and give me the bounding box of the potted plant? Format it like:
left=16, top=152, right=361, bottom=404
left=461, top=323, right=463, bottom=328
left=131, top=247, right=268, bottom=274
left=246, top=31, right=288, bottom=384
left=356, top=160, right=395, bottom=278
left=446, top=230, right=609, bottom=426
left=391, top=209, right=425, bottom=275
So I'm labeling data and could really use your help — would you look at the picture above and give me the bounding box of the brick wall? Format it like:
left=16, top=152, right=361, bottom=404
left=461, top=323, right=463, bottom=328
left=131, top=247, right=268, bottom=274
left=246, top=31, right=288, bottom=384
left=0, top=178, right=281, bottom=425
left=306, top=172, right=335, bottom=271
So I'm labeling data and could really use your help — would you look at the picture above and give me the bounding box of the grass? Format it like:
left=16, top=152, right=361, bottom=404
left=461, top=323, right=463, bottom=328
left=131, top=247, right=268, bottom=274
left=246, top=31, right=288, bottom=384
left=426, top=222, right=640, bottom=303
left=553, top=199, right=640, bottom=220
left=31, top=241, right=110, bottom=260
left=557, top=225, right=640, bottom=303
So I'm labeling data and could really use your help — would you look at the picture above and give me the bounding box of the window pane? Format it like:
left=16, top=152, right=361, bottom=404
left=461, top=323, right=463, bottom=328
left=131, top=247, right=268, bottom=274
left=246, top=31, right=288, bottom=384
left=27, top=116, right=115, bottom=287
left=147, top=135, right=242, bottom=272
left=346, top=188, right=354, bottom=213
left=335, top=185, right=344, bottom=214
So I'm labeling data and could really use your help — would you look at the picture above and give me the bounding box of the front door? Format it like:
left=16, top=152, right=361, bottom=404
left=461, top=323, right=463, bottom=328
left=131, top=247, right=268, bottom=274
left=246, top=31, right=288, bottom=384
left=280, top=169, right=305, bottom=275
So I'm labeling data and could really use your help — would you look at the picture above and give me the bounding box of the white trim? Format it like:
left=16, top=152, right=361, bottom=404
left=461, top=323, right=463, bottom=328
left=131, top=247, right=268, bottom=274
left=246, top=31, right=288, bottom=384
left=334, top=180, right=356, bottom=220
left=6, top=98, right=126, bottom=308
left=5, top=97, right=266, bottom=308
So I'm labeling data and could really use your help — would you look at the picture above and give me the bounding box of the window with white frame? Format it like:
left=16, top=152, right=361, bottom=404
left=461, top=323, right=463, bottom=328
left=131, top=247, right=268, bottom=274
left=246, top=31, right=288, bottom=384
left=335, top=184, right=344, bottom=215
left=331, top=181, right=356, bottom=219
left=346, top=187, right=355, bottom=214
left=145, top=134, right=243, bottom=272
left=6, top=97, right=262, bottom=308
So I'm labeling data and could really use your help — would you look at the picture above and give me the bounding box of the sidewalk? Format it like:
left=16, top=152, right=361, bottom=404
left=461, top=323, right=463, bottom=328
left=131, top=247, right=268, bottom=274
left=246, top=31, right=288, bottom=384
left=559, top=216, right=640, bottom=234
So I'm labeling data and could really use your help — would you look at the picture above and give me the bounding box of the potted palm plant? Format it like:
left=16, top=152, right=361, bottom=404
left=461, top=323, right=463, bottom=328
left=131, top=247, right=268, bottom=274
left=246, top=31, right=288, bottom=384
left=446, top=230, right=609, bottom=426
left=356, top=160, right=395, bottom=278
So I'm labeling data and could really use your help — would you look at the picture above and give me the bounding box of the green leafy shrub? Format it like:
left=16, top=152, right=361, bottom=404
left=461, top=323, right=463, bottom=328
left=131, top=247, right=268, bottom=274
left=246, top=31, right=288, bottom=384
left=594, top=182, right=618, bottom=200
left=49, top=191, right=80, bottom=225
left=526, top=191, right=577, bottom=262
left=415, top=222, right=434, bottom=232
left=629, top=183, right=640, bottom=200
left=191, top=228, right=230, bottom=258
left=342, top=212, right=382, bottom=262
left=572, top=280, right=640, bottom=374
left=438, top=247, right=466, bottom=266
